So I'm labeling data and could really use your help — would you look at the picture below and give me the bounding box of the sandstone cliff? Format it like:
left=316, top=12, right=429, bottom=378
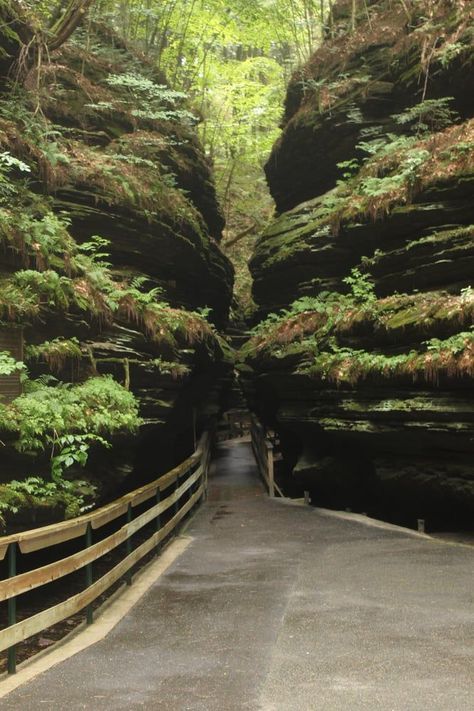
left=245, top=0, right=474, bottom=528
left=0, top=25, right=233, bottom=527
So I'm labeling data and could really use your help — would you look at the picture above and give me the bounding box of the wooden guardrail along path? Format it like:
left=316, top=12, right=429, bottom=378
left=250, top=416, right=283, bottom=499
left=0, top=433, right=212, bottom=675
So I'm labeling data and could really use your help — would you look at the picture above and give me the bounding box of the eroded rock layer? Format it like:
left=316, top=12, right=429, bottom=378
left=0, top=26, right=233, bottom=527
left=246, top=0, right=474, bottom=527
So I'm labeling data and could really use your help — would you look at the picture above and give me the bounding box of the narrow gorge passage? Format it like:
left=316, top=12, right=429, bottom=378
left=2, top=439, right=473, bottom=710
left=0, top=0, right=472, bottom=535
left=0, top=0, right=473, bottom=706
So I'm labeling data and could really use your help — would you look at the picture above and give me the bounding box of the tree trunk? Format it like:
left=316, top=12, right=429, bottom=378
left=351, top=0, right=357, bottom=32
left=0, top=0, right=95, bottom=80
left=48, top=0, right=96, bottom=51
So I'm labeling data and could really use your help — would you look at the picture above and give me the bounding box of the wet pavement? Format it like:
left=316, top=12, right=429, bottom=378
left=2, top=440, right=474, bottom=710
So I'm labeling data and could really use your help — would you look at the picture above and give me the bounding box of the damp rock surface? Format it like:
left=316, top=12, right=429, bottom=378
left=245, top=0, right=474, bottom=524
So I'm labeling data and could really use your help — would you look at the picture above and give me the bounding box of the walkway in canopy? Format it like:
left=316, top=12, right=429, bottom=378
left=2, top=440, right=474, bottom=710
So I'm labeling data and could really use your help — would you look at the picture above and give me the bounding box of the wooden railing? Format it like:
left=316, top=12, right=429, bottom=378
left=250, top=416, right=283, bottom=498
left=0, top=433, right=212, bottom=675
left=217, top=409, right=251, bottom=442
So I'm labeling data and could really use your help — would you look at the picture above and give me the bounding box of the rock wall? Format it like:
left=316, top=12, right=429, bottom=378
left=0, top=26, right=233, bottom=526
left=245, top=0, right=474, bottom=528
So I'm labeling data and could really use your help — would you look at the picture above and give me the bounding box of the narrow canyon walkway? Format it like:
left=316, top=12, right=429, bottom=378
left=2, top=440, right=474, bottom=710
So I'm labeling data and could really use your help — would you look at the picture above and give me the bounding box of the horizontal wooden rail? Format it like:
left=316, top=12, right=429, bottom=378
left=0, top=433, right=212, bottom=673
left=0, top=486, right=203, bottom=655
left=0, top=453, right=201, bottom=559
left=250, top=416, right=284, bottom=498
left=0, top=466, right=203, bottom=603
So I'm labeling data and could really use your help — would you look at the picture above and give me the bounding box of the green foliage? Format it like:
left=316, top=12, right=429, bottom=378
left=13, top=269, right=75, bottom=310
left=0, top=375, right=141, bottom=456
left=152, top=357, right=191, bottom=379
left=0, top=373, right=139, bottom=520
left=460, top=286, right=474, bottom=302
left=424, top=332, right=473, bottom=356
left=0, top=151, right=30, bottom=173
left=392, top=98, right=459, bottom=134
left=0, top=278, right=39, bottom=321
left=439, top=141, right=472, bottom=161
left=286, top=296, right=331, bottom=315
left=0, top=203, right=217, bottom=352
left=0, top=150, right=31, bottom=203
left=244, top=285, right=474, bottom=378
left=76, top=235, right=112, bottom=266
left=299, top=332, right=474, bottom=385
left=102, top=73, right=196, bottom=126
left=357, top=148, right=430, bottom=198
left=119, top=276, right=165, bottom=309
left=108, top=153, right=157, bottom=169
left=250, top=293, right=342, bottom=338
left=0, top=208, right=74, bottom=269
left=337, top=159, right=360, bottom=181
left=438, top=42, right=466, bottom=68
left=39, top=140, right=70, bottom=168
left=342, top=267, right=376, bottom=304
left=0, top=477, right=92, bottom=525
left=0, top=351, right=25, bottom=376
left=105, top=74, right=187, bottom=102
left=50, top=433, right=111, bottom=482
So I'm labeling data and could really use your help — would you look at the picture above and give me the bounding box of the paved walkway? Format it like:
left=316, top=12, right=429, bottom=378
left=2, top=441, right=474, bottom=710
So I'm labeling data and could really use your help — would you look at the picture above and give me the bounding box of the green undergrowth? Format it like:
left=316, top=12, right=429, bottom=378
left=331, top=119, right=474, bottom=228
left=243, top=278, right=474, bottom=386
left=53, top=35, right=198, bottom=138
left=297, top=331, right=474, bottom=386
left=246, top=285, right=474, bottom=351
left=0, top=37, right=213, bottom=249
left=0, top=350, right=24, bottom=376
left=0, top=196, right=219, bottom=527
left=0, top=206, right=218, bottom=351
left=67, top=139, right=205, bottom=235
left=290, top=0, right=473, bottom=123
left=0, top=110, right=206, bottom=239
left=0, top=477, right=94, bottom=529
left=0, top=373, right=140, bottom=528
left=259, top=119, right=474, bottom=270
left=0, top=375, right=141, bottom=454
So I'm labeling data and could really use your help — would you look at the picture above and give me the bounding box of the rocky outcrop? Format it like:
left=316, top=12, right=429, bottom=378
left=251, top=176, right=474, bottom=313
left=0, top=26, right=233, bottom=525
left=246, top=0, right=474, bottom=528
left=266, top=0, right=474, bottom=213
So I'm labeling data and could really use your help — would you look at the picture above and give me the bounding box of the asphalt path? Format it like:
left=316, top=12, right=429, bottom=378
left=2, top=440, right=473, bottom=710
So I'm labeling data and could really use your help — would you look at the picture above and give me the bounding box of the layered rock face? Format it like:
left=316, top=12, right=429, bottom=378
left=0, top=26, right=233, bottom=524
left=246, top=0, right=474, bottom=527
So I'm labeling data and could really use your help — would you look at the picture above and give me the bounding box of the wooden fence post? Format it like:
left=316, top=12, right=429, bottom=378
left=155, top=488, right=162, bottom=555
left=125, top=503, right=133, bottom=586
left=174, top=472, right=180, bottom=516
left=85, top=523, right=93, bottom=624
left=7, top=543, right=17, bottom=674
left=266, top=441, right=275, bottom=498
